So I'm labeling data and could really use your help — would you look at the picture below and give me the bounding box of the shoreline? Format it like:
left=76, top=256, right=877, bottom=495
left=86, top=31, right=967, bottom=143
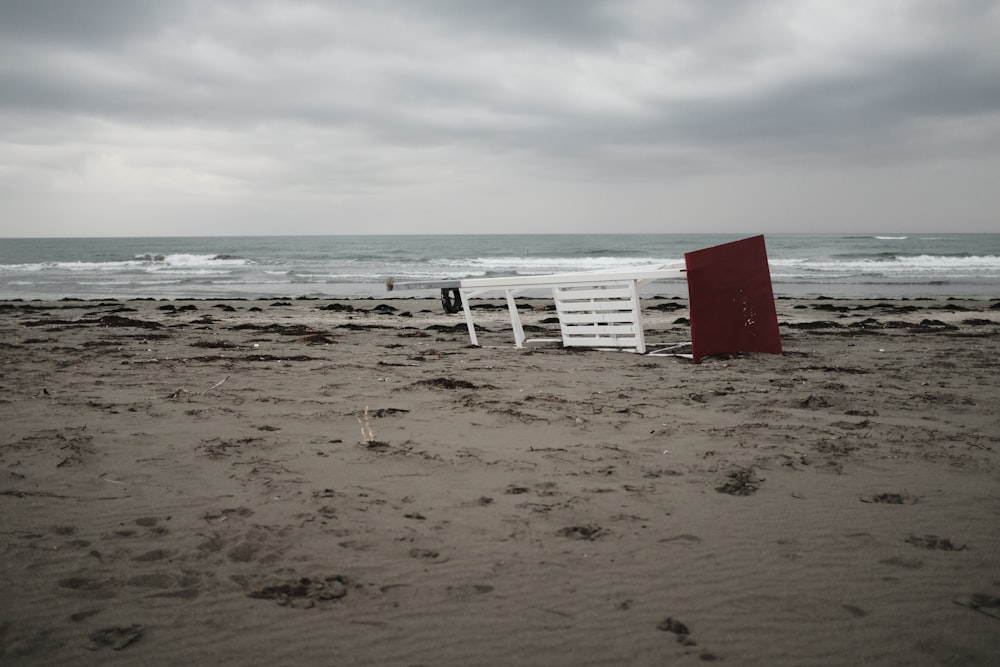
left=5, top=279, right=1000, bottom=302
left=2, top=296, right=999, bottom=665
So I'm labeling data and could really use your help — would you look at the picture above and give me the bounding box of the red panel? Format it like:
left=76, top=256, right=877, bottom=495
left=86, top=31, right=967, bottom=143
left=684, top=235, right=782, bottom=363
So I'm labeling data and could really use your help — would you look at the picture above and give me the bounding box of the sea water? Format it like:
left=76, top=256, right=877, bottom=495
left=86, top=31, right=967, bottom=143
left=2, top=234, right=999, bottom=300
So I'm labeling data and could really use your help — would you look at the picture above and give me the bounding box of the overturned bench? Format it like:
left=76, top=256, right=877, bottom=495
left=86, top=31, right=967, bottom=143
left=386, top=236, right=782, bottom=363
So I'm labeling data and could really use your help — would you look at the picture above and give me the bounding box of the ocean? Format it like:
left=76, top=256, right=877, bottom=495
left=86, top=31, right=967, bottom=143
left=2, top=233, right=999, bottom=301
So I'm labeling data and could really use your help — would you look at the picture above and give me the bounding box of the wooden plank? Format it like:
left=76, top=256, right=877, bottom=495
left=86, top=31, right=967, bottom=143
left=558, top=312, right=637, bottom=324
left=555, top=286, right=635, bottom=300
left=560, top=323, right=640, bottom=336
left=556, top=301, right=636, bottom=314
left=563, top=335, right=641, bottom=347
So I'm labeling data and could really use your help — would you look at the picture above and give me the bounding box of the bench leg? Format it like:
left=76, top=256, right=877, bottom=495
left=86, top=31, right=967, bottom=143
left=460, top=290, right=479, bottom=346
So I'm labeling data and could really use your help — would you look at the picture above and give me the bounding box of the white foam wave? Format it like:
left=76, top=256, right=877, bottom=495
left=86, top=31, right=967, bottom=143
left=0, top=253, right=251, bottom=274
left=152, top=253, right=250, bottom=268
left=439, top=256, right=677, bottom=272
left=770, top=255, right=1000, bottom=278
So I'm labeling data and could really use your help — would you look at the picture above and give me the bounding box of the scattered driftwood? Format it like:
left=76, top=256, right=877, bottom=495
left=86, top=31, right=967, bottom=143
left=200, top=376, right=230, bottom=395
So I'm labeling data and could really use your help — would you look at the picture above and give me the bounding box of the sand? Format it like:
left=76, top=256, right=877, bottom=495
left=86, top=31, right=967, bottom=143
left=1, top=295, right=999, bottom=666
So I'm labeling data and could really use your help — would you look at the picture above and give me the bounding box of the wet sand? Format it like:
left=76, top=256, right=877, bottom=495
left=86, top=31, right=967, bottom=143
left=1, top=295, right=999, bottom=665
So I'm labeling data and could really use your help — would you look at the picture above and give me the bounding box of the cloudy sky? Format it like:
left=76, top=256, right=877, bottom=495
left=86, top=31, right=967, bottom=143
left=1, top=0, right=998, bottom=237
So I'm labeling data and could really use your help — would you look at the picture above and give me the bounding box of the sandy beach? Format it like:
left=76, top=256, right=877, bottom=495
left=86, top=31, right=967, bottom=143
left=1, top=295, right=998, bottom=666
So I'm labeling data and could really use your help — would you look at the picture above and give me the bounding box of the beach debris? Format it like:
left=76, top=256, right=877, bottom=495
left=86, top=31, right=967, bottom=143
left=356, top=405, right=388, bottom=449
left=248, top=575, right=349, bottom=608
left=317, top=302, right=356, bottom=312
left=408, top=547, right=441, bottom=559
left=860, top=492, right=916, bottom=504
left=197, top=437, right=261, bottom=460
left=167, top=375, right=230, bottom=400
left=357, top=405, right=374, bottom=442
left=905, top=534, right=968, bottom=551
left=657, top=616, right=702, bottom=649
left=299, top=333, right=335, bottom=344
left=830, top=419, right=871, bottom=430
left=557, top=524, right=605, bottom=540
left=230, top=322, right=330, bottom=337
left=190, top=340, right=239, bottom=349
left=715, top=467, right=763, bottom=496
left=87, top=624, right=144, bottom=650
left=56, top=433, right=95, bottom=468
left=800, top=394, right=831, bottom=409
left=414, top=377, right=484, bottom=390
left=367, top=407, right=410, bottom=418
left=657, top=617, right=690, bottom=635
left=98, top=315, right=161, bottom=330
left=200, top=375, right=230, bottom=395
left=952, top=594, right=1000, bottom=619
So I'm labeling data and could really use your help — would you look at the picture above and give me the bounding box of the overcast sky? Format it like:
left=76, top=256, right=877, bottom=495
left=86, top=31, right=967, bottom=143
left=1, top=0, right=998, bottom=237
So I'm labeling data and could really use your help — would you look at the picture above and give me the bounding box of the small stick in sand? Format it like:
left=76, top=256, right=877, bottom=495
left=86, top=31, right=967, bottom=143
left=357, top=405, right=376, bottom=444
left=200, top=375, right=230, bottom=396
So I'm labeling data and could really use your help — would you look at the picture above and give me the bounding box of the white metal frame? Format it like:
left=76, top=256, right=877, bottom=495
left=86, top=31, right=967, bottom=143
left=458, top=265, right=685, bottom=353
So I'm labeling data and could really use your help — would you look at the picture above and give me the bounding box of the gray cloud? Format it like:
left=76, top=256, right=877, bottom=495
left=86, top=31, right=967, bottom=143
left=1, top=0, right=998, bottom=235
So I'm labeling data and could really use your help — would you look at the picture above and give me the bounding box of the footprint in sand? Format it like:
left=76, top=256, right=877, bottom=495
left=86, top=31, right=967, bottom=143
left=135, top=516, right=170, bottom=536
left=409, top=547, right=449, bottom=563
left=879, top=556, right=924, bottom=569
left=58, top=576, right=116, bottom=599
left=126, top=573, right=175, bottom=590
left=446, top=583, right=494, bottom=598
left=70, top=609, right=103, bottom=623
left=658, top=534, right=702, bottom=546
left=226, top=542, right=260, bottom=563
left=87, top=624, right=144, bottom=650
left=952, top=593, right=1000, bottom=619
